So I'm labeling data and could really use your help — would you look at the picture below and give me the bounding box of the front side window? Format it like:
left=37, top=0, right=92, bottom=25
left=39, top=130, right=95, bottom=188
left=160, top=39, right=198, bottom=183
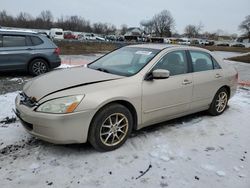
left=3, top=35, right=26, bottom=47
left=88, top=47, right=159, bottom=76
left=190, top=51, right=213, bottom=72
left=153, top=50, right=188, bottom=76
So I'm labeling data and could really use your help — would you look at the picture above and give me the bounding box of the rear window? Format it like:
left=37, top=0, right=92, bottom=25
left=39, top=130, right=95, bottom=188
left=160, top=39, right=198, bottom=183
left=55, top=32, right=63, bottom=35
left=30, top=36, right=43, bottom=45
left=3, top=35, right=26, bottom=47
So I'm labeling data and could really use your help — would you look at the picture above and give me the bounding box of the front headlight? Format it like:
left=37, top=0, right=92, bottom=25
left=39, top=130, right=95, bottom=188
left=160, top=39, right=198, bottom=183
left=36, top=95, right=84, bottom=114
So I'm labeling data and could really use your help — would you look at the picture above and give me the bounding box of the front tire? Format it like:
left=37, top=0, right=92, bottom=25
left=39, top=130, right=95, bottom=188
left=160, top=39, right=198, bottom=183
left=29, top=59, right=49, bottom=76
left=88, top=104, right=133, bottom=152
left=208, top=88, right=229, bottom=116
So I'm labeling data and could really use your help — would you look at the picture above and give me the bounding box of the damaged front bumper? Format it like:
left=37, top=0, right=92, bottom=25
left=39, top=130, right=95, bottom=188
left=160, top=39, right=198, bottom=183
left=15, top=93, right=94, bottom=144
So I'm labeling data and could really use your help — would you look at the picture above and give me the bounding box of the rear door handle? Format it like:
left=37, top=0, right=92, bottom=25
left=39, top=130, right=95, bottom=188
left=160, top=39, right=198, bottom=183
left=26, top=48, right=33, bottom=50
left=182, top=79, right=192, bottom=85
left=215, top=74, right=222, bottom=78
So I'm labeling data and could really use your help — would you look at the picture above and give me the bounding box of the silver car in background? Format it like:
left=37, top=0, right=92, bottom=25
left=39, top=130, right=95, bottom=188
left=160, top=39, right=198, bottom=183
left=15, top=44, right=238, bottom=151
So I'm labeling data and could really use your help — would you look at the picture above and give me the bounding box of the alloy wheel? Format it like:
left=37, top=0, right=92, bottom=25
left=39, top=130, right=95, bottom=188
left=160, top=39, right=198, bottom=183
left=32, top=61, right=47, bottom=75
left=215, top=91, right=228, bottom=113
left=100, top=113, right=129, bottom=146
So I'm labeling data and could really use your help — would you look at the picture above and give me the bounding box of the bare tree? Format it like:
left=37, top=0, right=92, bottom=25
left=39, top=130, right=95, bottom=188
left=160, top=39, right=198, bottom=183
left=140, top=10, right=175, bottom=37
left=152, top=10, right=175, bottom=37
left=0, top=10, right=15, bottom=27
left=92, top=22, right=116, bottom=35
left=16, top=12, right=33, bottom=28
left=239, top=15, right=250, bottom=39
left=184, top=23, right=203, bottom=38
left=140, top=20, right=154, bottom=35
left=37, top=10, right=53, bottom=28
left=120, top=24, right=128, bottom=35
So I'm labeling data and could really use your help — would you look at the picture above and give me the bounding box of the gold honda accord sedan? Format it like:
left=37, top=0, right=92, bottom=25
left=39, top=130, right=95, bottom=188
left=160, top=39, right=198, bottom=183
left=15, top=44, right=238, bottom=151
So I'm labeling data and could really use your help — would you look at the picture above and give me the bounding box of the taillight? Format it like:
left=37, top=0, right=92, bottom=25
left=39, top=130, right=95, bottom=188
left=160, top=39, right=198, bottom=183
left=54, top=47, right=60, bottom=55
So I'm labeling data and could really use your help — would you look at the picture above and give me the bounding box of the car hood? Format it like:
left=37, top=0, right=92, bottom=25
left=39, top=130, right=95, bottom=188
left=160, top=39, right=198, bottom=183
left=24, top=67, right=123, bottom=101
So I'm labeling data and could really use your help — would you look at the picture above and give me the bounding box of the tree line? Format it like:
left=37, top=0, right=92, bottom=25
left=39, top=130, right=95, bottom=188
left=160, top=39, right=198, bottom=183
left=0, top=10, right=117, bottom=35
left=0, top=9, right=249, bottom=39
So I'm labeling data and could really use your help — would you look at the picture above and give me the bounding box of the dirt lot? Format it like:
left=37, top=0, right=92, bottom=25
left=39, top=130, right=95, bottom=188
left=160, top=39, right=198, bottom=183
left=228, top=53, right=250, bottom=64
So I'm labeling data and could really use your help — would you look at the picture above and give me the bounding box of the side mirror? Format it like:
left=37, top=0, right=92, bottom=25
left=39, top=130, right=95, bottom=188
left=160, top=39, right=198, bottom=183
left=152, top=69, right=170, bottom=79
left=145, top=69, right=170, bottom=80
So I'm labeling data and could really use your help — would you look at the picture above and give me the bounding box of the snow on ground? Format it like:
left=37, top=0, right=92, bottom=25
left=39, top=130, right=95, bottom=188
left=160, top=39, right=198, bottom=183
left=0, top=52, right=249, bottom=188
left=0, top=88, right=249, bottom=188
left=0, top=91, right=18, bottom=120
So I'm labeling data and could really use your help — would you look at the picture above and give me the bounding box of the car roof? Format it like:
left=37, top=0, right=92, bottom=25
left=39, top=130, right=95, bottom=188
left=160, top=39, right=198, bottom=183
left=0, top=29, right=38, bottom=36
left=128, top=43, right=211, bottom=52
left=129, top=43, right=176, bottom=50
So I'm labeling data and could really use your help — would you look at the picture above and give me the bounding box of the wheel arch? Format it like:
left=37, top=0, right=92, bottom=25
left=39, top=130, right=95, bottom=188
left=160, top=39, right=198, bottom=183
left=219, top=85, right=231, bottom=98
left=89, top=100, right=138, bottom=132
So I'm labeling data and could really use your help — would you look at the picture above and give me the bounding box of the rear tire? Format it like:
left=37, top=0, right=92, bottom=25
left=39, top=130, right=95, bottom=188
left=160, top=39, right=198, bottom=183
left=88, top=104, right=133, bottom=152
left=208, top=87, right=229, bottom=116
left=29, top=59, right=49, bottom=76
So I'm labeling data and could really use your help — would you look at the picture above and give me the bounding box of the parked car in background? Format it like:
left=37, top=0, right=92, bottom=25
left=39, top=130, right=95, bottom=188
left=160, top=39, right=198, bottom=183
left=84, top=33, right=96, bottom=40
left=95, top=36, right=106, bottom=41
left=216, top=42, right=230, bottom=47
left=231, top=43, right=245, bottom=48
left=198, top=39, right=209, bottom=45
left=178, top=38, right=191, bottom=45
left=206, top=40, right=215, bottom=46
left=0, top=30, right=61, bottom=76
left=15, top=44, right=237, bottom=151
left=49, top=28, right=64, bottom=40
left=64, top=31, right=77, bottom=40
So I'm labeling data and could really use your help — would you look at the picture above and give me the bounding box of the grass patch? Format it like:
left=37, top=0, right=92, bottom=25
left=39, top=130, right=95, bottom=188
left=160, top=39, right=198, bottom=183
left=55, top=41, right=250, bottom=55
left=56, top=41, right=119, bottom=55
left=228, top=54, right=250, bottom=64
left=203, top=46, right=250, bottom=53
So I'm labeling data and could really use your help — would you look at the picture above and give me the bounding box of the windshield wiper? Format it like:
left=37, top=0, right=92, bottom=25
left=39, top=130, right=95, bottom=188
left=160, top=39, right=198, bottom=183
left=95, top=67, right=110, bottom=73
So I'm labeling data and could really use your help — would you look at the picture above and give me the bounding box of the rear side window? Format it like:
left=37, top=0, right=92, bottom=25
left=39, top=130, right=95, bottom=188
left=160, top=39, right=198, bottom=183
left=3, top=35, right=26, bottom=47
left=189, top=51, right=213, bottom=72
left=30, top=36, right=43, bottom=46
left=212, top=57, right=221, bottom=69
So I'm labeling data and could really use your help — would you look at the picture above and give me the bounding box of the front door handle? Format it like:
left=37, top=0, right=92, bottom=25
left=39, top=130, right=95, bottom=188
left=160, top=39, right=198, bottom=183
left=182, top=79, right=192, bottom=85
left=26, top=48, right=33, bottom=50
left=215, top=73, right=222, bottom=78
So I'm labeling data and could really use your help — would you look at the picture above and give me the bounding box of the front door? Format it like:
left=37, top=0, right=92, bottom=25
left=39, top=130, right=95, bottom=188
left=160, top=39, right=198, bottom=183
left=142, top=50, right=193, bottom=126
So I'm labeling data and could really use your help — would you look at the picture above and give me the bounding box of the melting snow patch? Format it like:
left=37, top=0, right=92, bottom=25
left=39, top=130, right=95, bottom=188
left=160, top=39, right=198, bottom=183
left=216, top=171, right=226, bottom=177
left=201, top=164, right=216, bottom=171
left=30, top=163, right=40, bottom=170
left=149, top=145, right=176, bottom=162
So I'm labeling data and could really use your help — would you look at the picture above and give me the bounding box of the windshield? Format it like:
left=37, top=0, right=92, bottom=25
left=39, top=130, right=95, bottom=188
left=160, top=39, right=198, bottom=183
left=88, top=47, right=160, bottom=76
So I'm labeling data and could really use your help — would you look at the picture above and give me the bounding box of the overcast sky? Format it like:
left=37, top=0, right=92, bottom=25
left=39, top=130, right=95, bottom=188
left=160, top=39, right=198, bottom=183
left=1, top=0, right=249, bottom=34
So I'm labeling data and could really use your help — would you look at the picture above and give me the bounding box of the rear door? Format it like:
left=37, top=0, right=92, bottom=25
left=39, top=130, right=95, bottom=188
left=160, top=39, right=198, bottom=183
left=142, top=50, right=193, bottom=126
left=0, top=34, right=33, bottom=71
left=188, top=50, right=224, bottom=109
